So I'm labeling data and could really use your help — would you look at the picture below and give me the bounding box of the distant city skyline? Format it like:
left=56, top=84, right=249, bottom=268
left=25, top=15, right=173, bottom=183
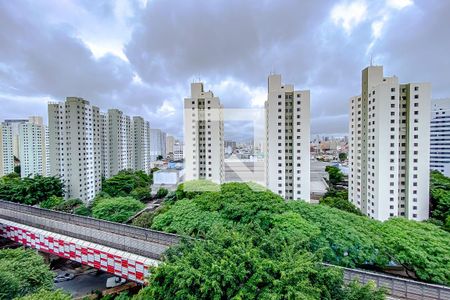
left=1, top=1, right=449, bottom=140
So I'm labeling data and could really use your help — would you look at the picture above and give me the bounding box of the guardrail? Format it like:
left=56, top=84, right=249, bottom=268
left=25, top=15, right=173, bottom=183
left=0, top=200, right=182, bottom=246
left=324, top=264, right=450, bottom=300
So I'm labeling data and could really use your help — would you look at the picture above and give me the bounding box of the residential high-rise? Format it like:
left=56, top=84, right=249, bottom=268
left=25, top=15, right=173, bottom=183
left=0, top=119, right=28, bottom=176
left=348, top=65, right=431, bottom=221
left=132, top=116, right=151, bottom=173
left=48, top=97, right=102, bottom=203
left=265, top=74, right=310, bottom=201
left=19, top=116, right=48, bottom=177
left=150, top=129, right=167, bottom=161
left=166, top=135, right=175, bottom=157
left=184, top=82, right=224, bottom=183
left=103, top=109, right=133, bottom=177
left=173, top=140, right=184, bottom=161
left=431, top=98, right=450, bottom=177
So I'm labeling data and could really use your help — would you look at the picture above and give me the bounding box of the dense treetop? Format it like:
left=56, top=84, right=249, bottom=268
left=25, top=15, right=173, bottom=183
left=430, top=171, right=450, bottom=231
left=125, top=181, right=445, bottom=298
left=145, top=182, right=450, bottom=287
left=101, top=170, right=152, bottom=199
left=0, top=248, right=55, bottom=299
left=0, top=174, right=63, bottom=205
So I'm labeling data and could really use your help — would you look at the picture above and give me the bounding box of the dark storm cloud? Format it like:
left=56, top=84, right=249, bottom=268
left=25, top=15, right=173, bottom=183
left=125, top=0, right=334, bottom=86
left=1, top=0, right=449, bottom=138
left=0, top=2, right=134, bottom=99
left=371, top=0, right=450, bottom=98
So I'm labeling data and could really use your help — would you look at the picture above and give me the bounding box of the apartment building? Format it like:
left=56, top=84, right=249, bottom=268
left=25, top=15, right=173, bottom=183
left=0, top=119, right=28, bottom=176
left=349, top=65, right=430, bottom=221
left=166, top=135, right=175, bottom=157
left=18, top=116, right=48, bottom=177
left=132, top=116, right=151, bottom=173
left=431, top=98, right=450, bottom=177
left=184, top=82, right=224, bottom=183
left=173, top=140, right=184, bottom=161
left=48, top=97, right=102, bottom=203
left=265, top=74, right=310, bottom=201
left=103, top=109, right=133, bottom=177
left=150, top=129, right=167, bottom=161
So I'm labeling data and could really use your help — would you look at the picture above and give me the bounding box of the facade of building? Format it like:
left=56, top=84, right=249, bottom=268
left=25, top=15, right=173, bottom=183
left=0, top=119, right=28, bottom=176
left=349, top=66, right=431, bottom=221
left=103, top=109, right=133, bottom=177
left=184, top=82, right=224, bottom=183
left=166, top=135, right=175, bottom=157
left=150, top=129, right=166, bottom=161
left=132, top=116, right=151, bottom=173
left=173, top=140, right=184, bottom=161
left=265, top=74, right=310, bottom=201
left=48, top=97, right=102, bottom=203
left=430, top=98, right=450, bottom=177
left=18, top=116, right=48, bottom=177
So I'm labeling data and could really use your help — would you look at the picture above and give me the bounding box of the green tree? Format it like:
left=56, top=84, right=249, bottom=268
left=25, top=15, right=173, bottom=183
left=429, top=171, right=450, bottom=230
left=155, top=187, right=169, bottom=199
left=380, top=218, right=450, bottom=285
left=130, top=186, right=152, bottom=202
left=102, top=170, right=151, bottom=197
left=131, top=211, right=155, bottom=228
left=325, top=166, right=344, bottom=186
left=14, top=165, right=21, bottom=175
left=320, top=196, right=362, bottom=215
left=0, top=175, right=64, bottom=205
left=144, top=180, right=449, bottom=295
left=15, top=289, right=71, bottom=300
left=92, top=197, right=145, bottom=223
left=53, top=198, right=84, bottom=214
left=0, top=248, right=54, bottom=299
left=40, top=196, right=64, bottom=209
left=338, top=152, right=348, bottom=162
left=73, top=204, right=91, bottom=216
left=342, top=280, right=386, bottom=300
left=156, top=155, right=164, bottom=160
left=136, top=228, right=372, bottom=300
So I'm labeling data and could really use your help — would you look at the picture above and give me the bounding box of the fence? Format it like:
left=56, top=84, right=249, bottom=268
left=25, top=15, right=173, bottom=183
left=0, top=200, right=182, bottom=246
left=324, top=264, right=450, bottom=300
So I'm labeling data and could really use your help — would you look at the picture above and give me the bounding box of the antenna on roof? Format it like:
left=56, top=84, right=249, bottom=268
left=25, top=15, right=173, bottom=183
left=370, top=54, right=374, bottom=66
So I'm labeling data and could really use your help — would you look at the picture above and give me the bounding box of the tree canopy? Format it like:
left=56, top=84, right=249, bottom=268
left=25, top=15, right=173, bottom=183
left=101, top=170, right=152, bottom=201
left=143, top=182, right=450, bottom=289
left=15, top=289, right=71, bottom=300
left=0, top=248, right=54, bottom=299
left=325, top=166, right=344, bottom=186
left=0, top=175, right=64, bottom=205
left=92, top=196, right=145, bottom=223
left=430, top=171, right=450, bottom=231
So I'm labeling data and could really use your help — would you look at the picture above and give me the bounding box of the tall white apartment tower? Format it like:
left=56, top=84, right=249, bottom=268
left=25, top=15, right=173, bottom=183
left=184, top=82, right=224, bottom=183
left=430, top=99, right=450, bottom=177
left=48, top=97, right=102, bottom=203
left=103, top=109, right=133, bottom=177
left=150, top=129, right=167, bottom=161
left=132, top=116, right=151, bottom=174
left=19, top=116, right=48, bottom=177
left=265, top=74, right=310, bottom=201
left=0, top=119, right=28, bottom=176
left=349, top=66, right=431, bottom=221
left=166, top=135, right=175, bottom=157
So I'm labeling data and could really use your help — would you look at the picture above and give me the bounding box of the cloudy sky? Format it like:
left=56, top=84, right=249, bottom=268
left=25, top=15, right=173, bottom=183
left=1, top=0, right=449, bottom=140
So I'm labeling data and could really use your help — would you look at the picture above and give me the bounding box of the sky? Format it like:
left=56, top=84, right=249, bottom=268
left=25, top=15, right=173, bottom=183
left=1, top=0, right=449, bottom=141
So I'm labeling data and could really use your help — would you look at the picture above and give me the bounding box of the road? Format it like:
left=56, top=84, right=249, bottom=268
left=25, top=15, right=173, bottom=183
left=55, top=272, right=114, bottom=298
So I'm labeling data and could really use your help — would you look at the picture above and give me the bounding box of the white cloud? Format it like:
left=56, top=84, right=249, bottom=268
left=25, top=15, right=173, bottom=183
left=331, top=1, right=368, bottom=34
left=157, top=100, right=176, bottom=116
left=386, top=0, right=413, bottom=10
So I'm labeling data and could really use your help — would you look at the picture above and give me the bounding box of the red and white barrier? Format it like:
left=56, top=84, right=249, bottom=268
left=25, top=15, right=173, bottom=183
left=0, top=219, right=160, bottom=284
